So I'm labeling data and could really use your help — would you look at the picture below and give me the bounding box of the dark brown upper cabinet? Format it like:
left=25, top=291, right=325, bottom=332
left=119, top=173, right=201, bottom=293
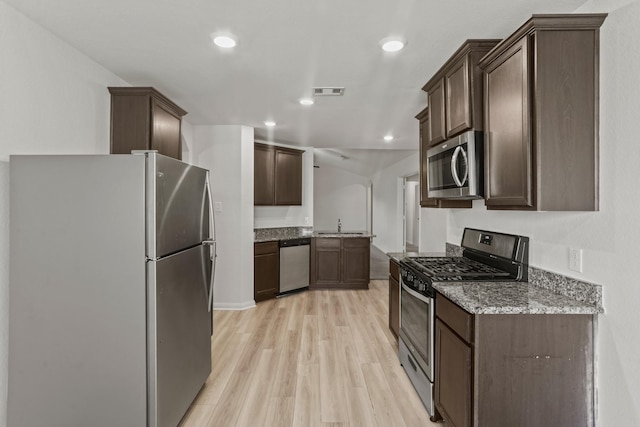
left=479, top=14, right=606, bottom=211
left=108, top=87, right=186, bottom=160
left=422, top=40, right=500, bottom=147
left=416, top=107, right=471, bottom=209
left=254, top=142, right=304, bottom=206
left=427, top=79, right=446, bottom=146
left=254, top=144, right=276, bottom=205
left=274, top=148, right=303, bottom=205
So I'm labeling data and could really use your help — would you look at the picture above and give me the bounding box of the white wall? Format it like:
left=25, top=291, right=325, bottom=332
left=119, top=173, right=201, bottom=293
left=448, top=2, right=640, bottom=424
left=186, top=125, right=255, bottom=310
left=254, top=142, right=314, bottom=229
left=314, top=164, right=370, bottom=231
left=405, top=181, right=418, bottom=245
left=0, top=2, right=128, bottom=425
left=372, top=153, right=449, bottom=254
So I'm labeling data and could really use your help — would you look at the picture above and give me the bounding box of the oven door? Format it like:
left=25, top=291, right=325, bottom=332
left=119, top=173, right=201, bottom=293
left=399, top=280, right=435, bottom=381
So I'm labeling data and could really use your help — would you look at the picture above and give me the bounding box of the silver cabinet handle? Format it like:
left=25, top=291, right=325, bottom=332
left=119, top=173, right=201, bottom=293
left=451, top=146, right=469, bottom=187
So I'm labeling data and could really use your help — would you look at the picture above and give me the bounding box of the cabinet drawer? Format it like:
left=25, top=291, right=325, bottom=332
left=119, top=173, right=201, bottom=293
left=255, top=241, right=279, bottom=255
left=389, top=259, right=400, bottom=281
left=314, top=238, right=341, bottom=249
left=342, top=237, right=369, bottom=248
left=436, top=293, right=473, bottom=343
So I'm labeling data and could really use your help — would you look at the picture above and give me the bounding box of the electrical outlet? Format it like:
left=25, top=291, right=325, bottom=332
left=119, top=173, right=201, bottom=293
left=569, top=248, right=583, bottom=272
left=214, top=201, right=222, bottom=212
left=304, top=217, right=309, bottom=225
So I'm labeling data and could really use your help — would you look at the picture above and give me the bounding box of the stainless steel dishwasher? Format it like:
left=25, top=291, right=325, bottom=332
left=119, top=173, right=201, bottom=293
left=279, top=237, right=310, bottom=295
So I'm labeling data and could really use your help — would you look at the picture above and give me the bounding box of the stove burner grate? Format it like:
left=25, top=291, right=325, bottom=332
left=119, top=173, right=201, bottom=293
left=406, top=256, right=511, bottom=278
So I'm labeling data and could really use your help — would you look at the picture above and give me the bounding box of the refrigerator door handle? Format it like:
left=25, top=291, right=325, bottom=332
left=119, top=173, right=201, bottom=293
left=209, top=242, right=216, bottom=312
left=204, top=173, right=216, bottom=313
left=205, top=172, right=216, bottom=242
left=203, top=240, right=216, bottom=312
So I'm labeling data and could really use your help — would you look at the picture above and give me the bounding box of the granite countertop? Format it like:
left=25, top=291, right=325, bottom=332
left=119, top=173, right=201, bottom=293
left=255, top=235, right=305, bottom=243
left=386, top=252, right=446, bottom=262
left=313, top=231, right=373, bottom=238
left=254, top=227, right=372, bottom=242
left=433, top=281, right=603, bottom=315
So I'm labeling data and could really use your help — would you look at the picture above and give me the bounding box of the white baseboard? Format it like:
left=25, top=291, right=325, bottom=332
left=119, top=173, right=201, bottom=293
left=213, top=300, right=256, bottom=311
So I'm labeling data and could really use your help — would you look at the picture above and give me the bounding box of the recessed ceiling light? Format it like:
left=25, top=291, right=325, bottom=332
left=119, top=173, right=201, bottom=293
left=264, top=121, right=276, bottom=127
left=210, top=33, right=237, bottom=48
left=384, top=135, right=394, bottom=142
left=380, top=37, right=406, bottom=52
left=299, top=98, right=314, bottom=106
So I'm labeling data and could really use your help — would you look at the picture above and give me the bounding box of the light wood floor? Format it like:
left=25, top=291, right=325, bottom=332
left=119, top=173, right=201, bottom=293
left=180, top=280, right=439, bottom=427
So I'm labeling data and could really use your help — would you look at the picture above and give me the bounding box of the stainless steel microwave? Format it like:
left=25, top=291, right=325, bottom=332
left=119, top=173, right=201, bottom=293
left=426, top=130, right=483, bottom=199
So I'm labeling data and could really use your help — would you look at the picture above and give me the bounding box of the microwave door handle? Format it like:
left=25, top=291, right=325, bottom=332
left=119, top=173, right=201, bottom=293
left=451, top=146, right=463, bottom=187
left=459, top=147, right=469, bottom=185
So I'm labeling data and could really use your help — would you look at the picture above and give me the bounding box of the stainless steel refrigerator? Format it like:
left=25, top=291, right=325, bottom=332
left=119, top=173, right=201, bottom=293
left=8, top=152, right=216, bottom=427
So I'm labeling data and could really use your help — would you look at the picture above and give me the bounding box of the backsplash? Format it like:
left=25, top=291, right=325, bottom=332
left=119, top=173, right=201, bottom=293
left=446, top=243, right=603, bottom=310
left=446, top=243, right=464, bottom=257
left=528, top=268, right=603, bottom=308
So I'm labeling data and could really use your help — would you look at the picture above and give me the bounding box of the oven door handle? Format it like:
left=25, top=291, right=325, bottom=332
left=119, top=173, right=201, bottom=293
left=401, top=281, right=432, bottom=304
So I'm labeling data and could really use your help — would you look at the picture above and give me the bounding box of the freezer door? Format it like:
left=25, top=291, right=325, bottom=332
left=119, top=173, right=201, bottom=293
left=147, top=153, right=210, bottom=259
left=148, top=244, right=212, bottom=427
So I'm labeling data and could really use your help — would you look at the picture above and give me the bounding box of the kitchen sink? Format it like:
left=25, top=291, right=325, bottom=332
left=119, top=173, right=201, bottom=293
left=316, top=232, right=364, bottom=235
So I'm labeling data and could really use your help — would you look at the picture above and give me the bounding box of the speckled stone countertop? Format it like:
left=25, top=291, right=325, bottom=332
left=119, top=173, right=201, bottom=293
left=386, top=252, right=446, bottom=262
left=254, top=227, right=372, bottom=242
left=313, top=231, right=373, bottom=238
left=254, top=227, right=313, bottom=242
left=389, top=243, right=604, bottom=315
left=432, top=281, right=603, bottom=315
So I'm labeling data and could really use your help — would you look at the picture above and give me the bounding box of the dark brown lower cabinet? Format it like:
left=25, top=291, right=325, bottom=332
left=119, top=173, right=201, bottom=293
left=342, top=238, right=370, bottom=288
left=310, top=237, right=369, bottom=289
left=434, top=292, right=595, bottom=426
left=310, top=238, right=341, bottom=286
left=254, top=241, right=279, bottom=302
left=435, top=319, right=472, bottom=427
left=389, top=259, right=400, bottom=338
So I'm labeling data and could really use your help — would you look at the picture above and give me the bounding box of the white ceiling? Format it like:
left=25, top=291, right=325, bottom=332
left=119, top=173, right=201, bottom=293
left=5, top=0, right=587, bottom=157
left=313, top=148, right=416, bottom=178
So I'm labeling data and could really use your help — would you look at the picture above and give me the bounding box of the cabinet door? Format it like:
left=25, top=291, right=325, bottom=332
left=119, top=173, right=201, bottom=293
left=254, top=242, right=279, bottom=302
left=389, top=275, right=399, bottom=338
left=274, top=149, right=302, bottom=205
left=311, top=238, right=341, bottom=287
left=484, top=37, right=534, bottom=208
left=110, top=94, right=151, bottom=155
left=419, top=116, right=439, bottom=208
left=254, top=144, right=275, bottom=205
left=342, top=238, right=369, bottom=288
left=435, top=319, right=472, bottom=427
left=446, top=56, right=472, bottom=137
left=427, top=79, right=446, bottom=146
left=150, top=99, right=182, bottom=160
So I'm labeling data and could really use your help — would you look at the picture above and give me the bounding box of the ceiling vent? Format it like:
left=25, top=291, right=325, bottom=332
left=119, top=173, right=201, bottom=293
left=313, top=87, right=345, bottom=96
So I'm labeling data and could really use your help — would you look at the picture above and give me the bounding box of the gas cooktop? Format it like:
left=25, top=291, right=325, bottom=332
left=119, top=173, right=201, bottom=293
left=399, top=228, right=529, bottom=297
left=404, top=256, right=511, bottom=278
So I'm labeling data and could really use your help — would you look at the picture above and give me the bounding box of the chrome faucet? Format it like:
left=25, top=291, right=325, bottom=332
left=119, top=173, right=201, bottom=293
left=337, top=218, right=342, bottom=232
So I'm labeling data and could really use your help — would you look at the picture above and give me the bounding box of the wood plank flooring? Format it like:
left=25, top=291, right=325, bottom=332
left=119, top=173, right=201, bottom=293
left=180, top=280, right=439, bottom=427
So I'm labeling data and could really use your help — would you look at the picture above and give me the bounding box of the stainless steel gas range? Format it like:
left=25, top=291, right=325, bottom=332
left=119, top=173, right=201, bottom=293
left=398, top=228, right=529, bottom=417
